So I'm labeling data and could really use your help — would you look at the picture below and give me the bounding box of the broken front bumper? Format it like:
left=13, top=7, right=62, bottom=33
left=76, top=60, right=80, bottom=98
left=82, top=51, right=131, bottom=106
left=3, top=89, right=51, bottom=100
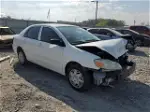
left=92, top=62, right=136, bottom=86
left=120, top=62, right=136, bottom=78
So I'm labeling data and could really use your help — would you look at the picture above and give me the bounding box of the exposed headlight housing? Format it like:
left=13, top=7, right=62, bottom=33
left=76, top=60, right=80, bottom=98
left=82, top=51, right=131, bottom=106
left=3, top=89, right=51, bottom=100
left=94, top=59, right=122, bottom=71
left=126, top=43, right=133, bottom=49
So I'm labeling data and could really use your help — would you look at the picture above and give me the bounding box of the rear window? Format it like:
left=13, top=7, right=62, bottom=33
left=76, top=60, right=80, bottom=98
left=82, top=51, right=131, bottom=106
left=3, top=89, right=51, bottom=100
left=0, top=28, right=15, bottom=35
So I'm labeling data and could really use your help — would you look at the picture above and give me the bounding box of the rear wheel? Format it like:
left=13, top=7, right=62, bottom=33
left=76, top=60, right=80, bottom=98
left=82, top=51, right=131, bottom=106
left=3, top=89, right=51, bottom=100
left=66, top=64, right=92, bottom=91
left=18, top=50, right=27, bottom=65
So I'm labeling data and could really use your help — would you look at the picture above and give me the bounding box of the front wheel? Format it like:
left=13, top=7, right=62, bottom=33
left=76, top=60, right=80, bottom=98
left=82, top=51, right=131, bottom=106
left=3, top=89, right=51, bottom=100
left=66, top=64, right=92, bottom=92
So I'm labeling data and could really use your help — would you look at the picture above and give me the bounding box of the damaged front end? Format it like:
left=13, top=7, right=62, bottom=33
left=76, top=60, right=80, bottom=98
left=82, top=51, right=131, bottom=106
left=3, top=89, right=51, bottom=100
left=92, top=58, right=135, bottom=86
left=77, top=46, right=136, bottom=86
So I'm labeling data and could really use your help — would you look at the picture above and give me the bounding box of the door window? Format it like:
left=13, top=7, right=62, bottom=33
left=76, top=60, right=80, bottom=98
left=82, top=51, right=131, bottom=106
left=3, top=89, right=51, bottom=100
left=24, top=26, right=41, bottom=40
left=88, top=29, right=99, bottom=34
left=40, top=27, right=60, bottom=43
left=99, top=29, right=115, bottom=36
left=98, top=29, right=107, bottom=35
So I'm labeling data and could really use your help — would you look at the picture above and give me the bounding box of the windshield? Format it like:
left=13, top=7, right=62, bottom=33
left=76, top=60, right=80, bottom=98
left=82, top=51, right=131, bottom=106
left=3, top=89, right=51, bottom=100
left=57, top=26, right=100, bottom=45
left=0, top=28, right=15, bottom=35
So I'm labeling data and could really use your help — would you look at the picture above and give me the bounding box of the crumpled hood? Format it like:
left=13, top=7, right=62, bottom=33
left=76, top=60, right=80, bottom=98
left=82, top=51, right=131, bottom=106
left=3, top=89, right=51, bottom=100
left=0, top=35, right=14, bottom=40
left=76, top=38, right=128, bottom=59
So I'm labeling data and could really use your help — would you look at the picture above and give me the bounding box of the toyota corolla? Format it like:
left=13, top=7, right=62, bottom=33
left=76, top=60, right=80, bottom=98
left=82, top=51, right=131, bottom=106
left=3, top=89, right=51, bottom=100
left=13, top=24, right=136, bottom=91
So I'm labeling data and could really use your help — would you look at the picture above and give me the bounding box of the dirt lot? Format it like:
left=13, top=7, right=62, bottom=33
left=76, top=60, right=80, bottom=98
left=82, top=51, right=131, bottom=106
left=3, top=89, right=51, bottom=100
left=0, top=47, right=150, bottom=112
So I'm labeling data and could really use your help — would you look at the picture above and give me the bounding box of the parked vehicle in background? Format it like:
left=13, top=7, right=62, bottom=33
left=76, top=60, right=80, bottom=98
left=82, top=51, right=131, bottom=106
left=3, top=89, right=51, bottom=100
left=129, top=25, right=150, bottom=36
left=13, top=24, right=135, bottom=91
left=93, top=34, right=112, bottom=40
left=116, top=29, right=150, bottom=46
left=0, top=26, right=15, bottom=48
left=87, top=28, right=137, bottom=52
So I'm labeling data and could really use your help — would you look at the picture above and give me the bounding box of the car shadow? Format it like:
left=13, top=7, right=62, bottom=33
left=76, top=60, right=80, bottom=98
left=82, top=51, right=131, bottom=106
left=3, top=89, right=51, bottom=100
left=13, top=62, right=150, bottom=112
left=129, top=49, right=148, bottom=57
left=0, top=47, right=13, bottom=53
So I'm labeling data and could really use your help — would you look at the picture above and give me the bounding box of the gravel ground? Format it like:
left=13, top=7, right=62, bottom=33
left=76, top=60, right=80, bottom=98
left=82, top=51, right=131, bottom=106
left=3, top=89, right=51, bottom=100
left=0, top=47, right=150, bottom=112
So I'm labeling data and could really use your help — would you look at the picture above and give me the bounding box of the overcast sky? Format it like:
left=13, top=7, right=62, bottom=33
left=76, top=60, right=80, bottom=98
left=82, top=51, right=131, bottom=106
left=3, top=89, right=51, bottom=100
left=0, top=0, right=149, bottom=25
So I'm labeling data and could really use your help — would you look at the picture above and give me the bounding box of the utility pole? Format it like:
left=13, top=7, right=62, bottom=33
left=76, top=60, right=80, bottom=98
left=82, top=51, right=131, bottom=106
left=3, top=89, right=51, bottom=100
left=134, top=20, right=136, bottom=26
left=92, top=0, right=99, bottom=26
left=47, top=9, right=50, bottom=22
left=95, top=1, right=98, bottom=24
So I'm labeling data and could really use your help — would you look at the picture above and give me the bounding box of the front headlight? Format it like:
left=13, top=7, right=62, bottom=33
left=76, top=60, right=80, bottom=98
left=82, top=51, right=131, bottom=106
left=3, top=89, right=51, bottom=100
left=94, top=59, right=122, bottom=71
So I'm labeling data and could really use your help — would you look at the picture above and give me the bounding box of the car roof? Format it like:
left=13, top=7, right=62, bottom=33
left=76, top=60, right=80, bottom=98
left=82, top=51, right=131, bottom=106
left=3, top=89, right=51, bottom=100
left=30, top=23, right=76, bottom=28
left=88, top=28, right=112, bottom=30
left=130, top=25, right=147, bottom=27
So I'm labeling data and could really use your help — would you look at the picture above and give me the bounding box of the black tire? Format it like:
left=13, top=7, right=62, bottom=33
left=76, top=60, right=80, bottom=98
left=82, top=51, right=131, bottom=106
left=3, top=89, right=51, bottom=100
left=129, top=47, right=135, bottom=52
left=17, top=49, right=27, bottom=65
left=66, top=64, right=92, bottom=92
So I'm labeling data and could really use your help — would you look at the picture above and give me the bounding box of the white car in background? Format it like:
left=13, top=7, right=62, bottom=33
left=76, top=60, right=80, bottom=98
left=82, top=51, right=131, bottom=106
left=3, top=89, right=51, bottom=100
left=13, top=24, right=135, bottom=91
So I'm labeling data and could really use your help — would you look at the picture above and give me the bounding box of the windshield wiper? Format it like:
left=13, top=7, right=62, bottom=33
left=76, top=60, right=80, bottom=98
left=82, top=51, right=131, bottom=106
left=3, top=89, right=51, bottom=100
left=85, top=39, right=100, bottom=42
left=71, top=40, right=87, bottom=45
left=72, top=39, right=100, bottom=45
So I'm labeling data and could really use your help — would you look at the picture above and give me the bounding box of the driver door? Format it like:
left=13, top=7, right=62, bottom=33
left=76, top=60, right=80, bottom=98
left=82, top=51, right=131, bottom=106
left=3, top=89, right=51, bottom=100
left=38, top=26, right=65, bottom=74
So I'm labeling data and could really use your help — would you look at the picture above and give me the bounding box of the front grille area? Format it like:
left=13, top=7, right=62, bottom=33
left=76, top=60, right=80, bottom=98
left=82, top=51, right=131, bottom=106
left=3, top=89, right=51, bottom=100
left=0, top=39, right=13, bottom=46
left=118, top=54, right=128, bottom=66
left=3, top=39, right=13, bottom=44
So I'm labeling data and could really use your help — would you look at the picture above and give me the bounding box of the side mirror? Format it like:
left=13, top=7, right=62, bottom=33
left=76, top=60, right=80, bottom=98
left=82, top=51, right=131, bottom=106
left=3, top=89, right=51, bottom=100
left=50, top=39, right=65, bottom=47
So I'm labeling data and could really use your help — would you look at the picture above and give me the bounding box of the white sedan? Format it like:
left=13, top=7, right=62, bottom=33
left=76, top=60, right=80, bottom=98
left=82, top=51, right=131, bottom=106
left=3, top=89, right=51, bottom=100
left=13, top=24, right=135, bottom=91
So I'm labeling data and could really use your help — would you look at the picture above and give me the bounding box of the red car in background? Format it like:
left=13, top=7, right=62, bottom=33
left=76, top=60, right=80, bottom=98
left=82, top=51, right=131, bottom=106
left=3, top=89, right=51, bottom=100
left=129, top=26, right=150, bottom=36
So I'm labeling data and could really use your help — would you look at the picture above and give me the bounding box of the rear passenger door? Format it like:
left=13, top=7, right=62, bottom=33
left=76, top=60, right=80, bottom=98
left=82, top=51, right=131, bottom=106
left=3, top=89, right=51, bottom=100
left=23, top=26, right=41, bottom=63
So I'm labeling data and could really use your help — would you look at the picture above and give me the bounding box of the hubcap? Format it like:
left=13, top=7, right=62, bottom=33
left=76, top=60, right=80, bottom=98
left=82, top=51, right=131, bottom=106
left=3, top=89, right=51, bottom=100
left=18, top=52, right=25, bottom=64
left=69, top=69, right=84, bottom=88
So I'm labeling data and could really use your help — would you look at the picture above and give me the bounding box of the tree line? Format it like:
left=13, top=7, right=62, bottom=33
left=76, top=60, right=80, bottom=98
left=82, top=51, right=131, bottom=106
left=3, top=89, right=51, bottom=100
left=77, top=18, right=125, bottom=27
left=57, top=18, right=125, bottom=27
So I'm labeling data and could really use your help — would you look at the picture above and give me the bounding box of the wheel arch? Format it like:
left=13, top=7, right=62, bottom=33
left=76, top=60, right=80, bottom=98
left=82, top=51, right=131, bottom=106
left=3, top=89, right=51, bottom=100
left=17, top=46, right=27, bottom=59
left=65, top=61, right=94, bottom=81
left=65, top=61, right=82, bottom=75
left=17, top=46, right=24, bottom=53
